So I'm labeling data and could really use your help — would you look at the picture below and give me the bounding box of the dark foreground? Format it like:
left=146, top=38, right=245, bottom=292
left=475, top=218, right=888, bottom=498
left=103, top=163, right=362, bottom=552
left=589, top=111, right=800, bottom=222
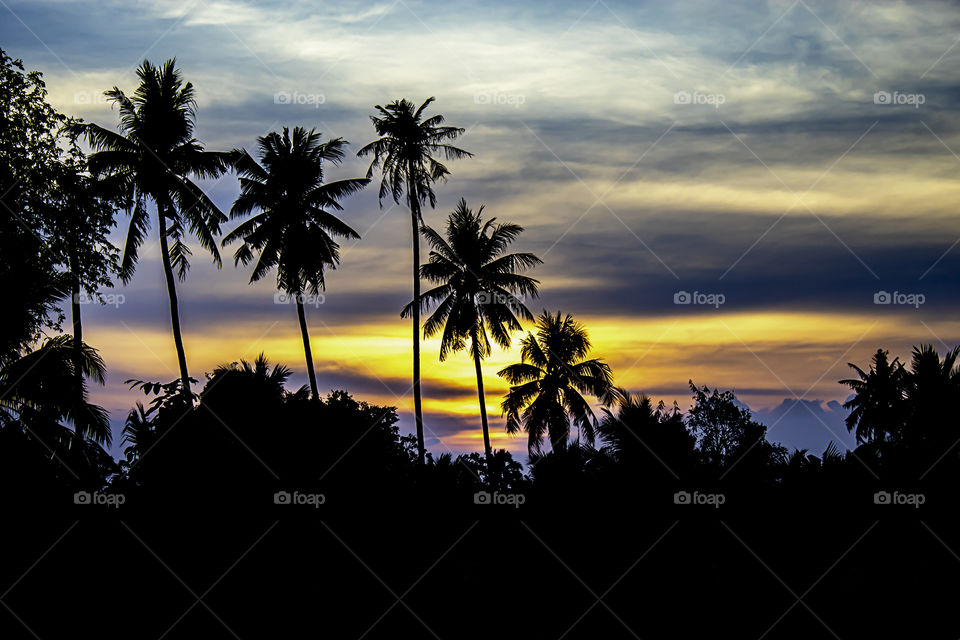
left=2, top=484, right=958, bottom=640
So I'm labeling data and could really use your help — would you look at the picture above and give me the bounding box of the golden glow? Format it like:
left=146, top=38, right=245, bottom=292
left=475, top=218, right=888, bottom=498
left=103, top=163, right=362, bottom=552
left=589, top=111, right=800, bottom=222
left=85, top=309, right=946, bottom=456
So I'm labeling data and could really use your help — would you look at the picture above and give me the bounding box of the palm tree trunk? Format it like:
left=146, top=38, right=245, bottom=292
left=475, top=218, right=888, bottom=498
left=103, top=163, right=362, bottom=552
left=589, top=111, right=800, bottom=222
left=156, top=205, right=192, bottom=399
left=472, top=344, right=493, bottom=466
left=70, top=255, right=84, bottom=449
left=407, top=172, right=426, bottom=465
left=296, top=297, right=320, bottom=400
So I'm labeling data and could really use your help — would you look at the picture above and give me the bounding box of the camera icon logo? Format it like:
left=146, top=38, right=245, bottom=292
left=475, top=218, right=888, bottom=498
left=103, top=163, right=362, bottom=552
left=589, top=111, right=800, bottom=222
left=274, top=491, right=291, bottom=505
left=673, top=491, right=691, bottom=505
left=474, top=92, right=491, bottom=105
left=73, top=491, right=91, bottom=505
left=873, top=491, right=891, bottom=505
left=274, top=91, right=292, bottom=105
left=873, top=91, right=891, bottom=105
left=873, top=291, right=891, bottom=304
left=474, top=491, right=491, bottom=504
left=274, top=292, right=292, bottom=304
left=673, top=91, right=691, bottom=105
left=673, top=291, right=691, bottom=304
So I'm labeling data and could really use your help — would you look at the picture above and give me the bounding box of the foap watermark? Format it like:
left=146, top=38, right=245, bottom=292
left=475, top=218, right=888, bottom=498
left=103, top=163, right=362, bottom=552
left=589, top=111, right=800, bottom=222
left=474, top=91, right=525, bottom=108
left=73, top=91, right=111, bottom=106
left=74, top=491, right=126, bottom=508
left=274, top=90, right=326, bottom=108
left=274, top=292, right=325, bottom=307
left=874, top=490, right=925, bottom=508
left=874, top=290, right=924, bottom=308
left=274, top=490, right=326, bottom=508
left=674, top=490, right=725, bottom=508
left=476, top=291, right=519, bottom=305
left=474, top=490, right=525, bottom=508
left=674, top=90, right=725, bottom=108
left=73, top=291, right=125, bottom=308
left=674, top=290, right=725, bottom=308
left=873, top=91, right=925, bottom=108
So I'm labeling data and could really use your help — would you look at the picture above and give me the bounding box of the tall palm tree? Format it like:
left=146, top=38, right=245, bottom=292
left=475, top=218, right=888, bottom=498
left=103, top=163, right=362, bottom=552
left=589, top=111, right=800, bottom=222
left=224, top=127, right=368, bottom=399
left=77, top=59, right=231, bottom=398
left=401, top=198, right=541, bottom=462
left=358, top=97, right=472, bottom=464
left=498, top=311, right=618, bottom=454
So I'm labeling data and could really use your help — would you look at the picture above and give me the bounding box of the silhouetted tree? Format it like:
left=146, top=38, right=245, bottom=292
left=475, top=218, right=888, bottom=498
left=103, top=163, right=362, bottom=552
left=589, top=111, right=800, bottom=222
left=224, top=127, right=368, bottom=399
left=904, top=344, right=959, bottom=443
left=0, top=48, right=69, bottom=365
left=686, top=381, right=785, bottom=480
left=76, top=59, right=231, bottom=398
left=499, top=311, right=618, bottom=454
left=358, top=97, right=472, bottom=464
left=0, top=335, right=115, bottom=490
left=840, top=349, right=907, bottom=444
left=598, top=391, right=695, bottom=479
left=403, top=198, right=541, bottom=462
left=45, top=143, right=119, bottom=447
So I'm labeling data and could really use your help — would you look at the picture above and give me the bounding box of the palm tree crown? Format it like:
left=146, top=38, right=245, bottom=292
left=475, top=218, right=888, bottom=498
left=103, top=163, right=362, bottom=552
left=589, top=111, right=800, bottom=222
left=840, top=348, right=907, bottom=444
left=498, top=311, right=618, bottom=454
left=80, top=59, right=230, bottom=281
left=357, top=97, right=472, bottom=213
left=224, top=127, right=367, bottom=295
left=403, top=198, right=541, bottom=360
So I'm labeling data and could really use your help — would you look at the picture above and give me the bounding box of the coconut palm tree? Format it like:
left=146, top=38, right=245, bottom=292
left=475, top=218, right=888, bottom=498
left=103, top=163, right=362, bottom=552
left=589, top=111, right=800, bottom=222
left=840, top=349, right=907, bottom=444
left=358, top=97, right=472, bottom=464
left=76, top=59, right=231, bottom=398
left=223, top=127, right=368, bottom=400
left=46, top=155, right=118, bottom=447
left=498, top=311, right=618, bottom=454
left=401, top=198, right=541, bottom=462
left=0, top=334, right=111, bottom=446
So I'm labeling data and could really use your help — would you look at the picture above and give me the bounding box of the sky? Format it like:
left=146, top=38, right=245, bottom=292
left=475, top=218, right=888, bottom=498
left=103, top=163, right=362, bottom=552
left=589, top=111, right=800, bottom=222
left=3, top=0, right=960, bottom=462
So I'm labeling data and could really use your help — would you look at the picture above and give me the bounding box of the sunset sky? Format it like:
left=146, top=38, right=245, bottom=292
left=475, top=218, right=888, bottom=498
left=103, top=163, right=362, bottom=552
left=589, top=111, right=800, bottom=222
left=3, top=0, right=960, bottom=461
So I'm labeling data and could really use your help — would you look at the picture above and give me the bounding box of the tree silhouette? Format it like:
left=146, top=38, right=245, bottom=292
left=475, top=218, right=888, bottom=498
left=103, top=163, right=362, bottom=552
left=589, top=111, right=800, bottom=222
left=358, top=97, right=472, bottom=464
left=46, top=145, right=118, bottom=447
left=498, top=311, right=617, bottom=454
left=76, top=59, right=231, bottom=398
left=223, top=127, right=368, bottom=399
left=402, top=198, right=541, bottom=462
left=904, top=344, right=959, bottom=442
left=0, top=48, right=70, bottom=365
left=598, top=391, right=694, bottom=478
left=0, top=335, right=111, bottom=448
left=840, top=348, right=907, bottom=444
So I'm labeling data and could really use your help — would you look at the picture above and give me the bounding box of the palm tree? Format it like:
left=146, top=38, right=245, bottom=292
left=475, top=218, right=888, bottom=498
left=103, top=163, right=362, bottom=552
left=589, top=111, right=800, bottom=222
left=840, top=349, right=907, bottom=444
left=358, top=97, right=472, bottom=464
left=223, top=127, right=368, bottom=400
left=597, top=391, right=693, bottom=472
left=0, top=335, right=111, bottom=446
left=47, top=157, right=118, bottom=448
left=77, top=59, right=231, bottom=398
left=204, top=353, right=293, bottom=405
left=401, top=198, right=541, bottom=462
left=498, top=311, right=618, bottom=454
left=903, top=344, right=960, bottom=441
